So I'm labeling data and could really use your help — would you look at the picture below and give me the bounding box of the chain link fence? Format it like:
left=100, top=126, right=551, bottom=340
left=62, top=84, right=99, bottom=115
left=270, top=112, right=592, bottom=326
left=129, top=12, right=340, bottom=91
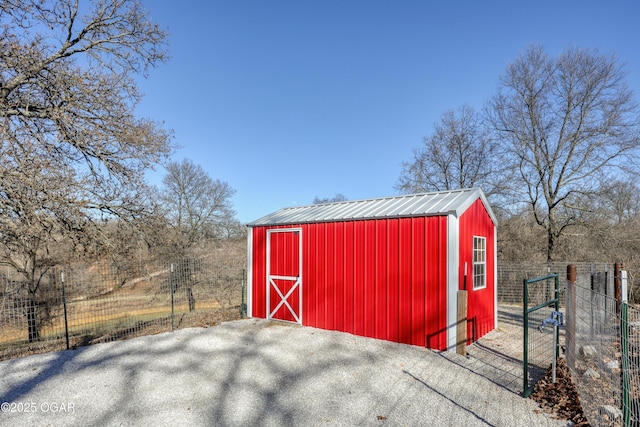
left=0, top=256, right=245, bottom=361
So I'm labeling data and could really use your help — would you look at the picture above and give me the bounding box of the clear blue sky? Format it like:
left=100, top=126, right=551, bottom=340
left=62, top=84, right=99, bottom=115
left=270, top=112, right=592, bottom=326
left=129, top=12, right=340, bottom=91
left=135, top=1, right=640, bottom=223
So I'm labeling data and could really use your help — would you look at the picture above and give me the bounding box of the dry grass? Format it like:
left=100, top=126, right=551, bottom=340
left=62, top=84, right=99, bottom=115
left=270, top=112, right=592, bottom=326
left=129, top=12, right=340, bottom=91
left=1, top=307, right=243, bottom=360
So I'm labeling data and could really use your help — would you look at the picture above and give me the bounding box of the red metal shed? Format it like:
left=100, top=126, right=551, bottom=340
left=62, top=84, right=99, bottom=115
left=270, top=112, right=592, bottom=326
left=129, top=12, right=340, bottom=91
left=246, top=188, right=497, bottom=351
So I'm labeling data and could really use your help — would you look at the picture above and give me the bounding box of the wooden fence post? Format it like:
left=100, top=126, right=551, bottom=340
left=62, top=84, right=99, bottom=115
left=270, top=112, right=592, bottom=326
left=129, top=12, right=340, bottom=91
left=615, top=262, right=622, bottom=314
left=566, top=264, right=577, bottom=371
left=457, top=289, right=468, bottom=356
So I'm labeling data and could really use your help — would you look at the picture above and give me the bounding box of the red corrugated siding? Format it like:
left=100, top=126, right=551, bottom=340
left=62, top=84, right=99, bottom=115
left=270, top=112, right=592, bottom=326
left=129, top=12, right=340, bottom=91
left=375, top=220, right=387, bottom=340
left=353, top=220, right=365, bottom=336
left=386, top=219, right=399, bottom=343
left=412, top=217, right=425, bottom=346
left=364, top=220, right=376, bottom=338
left=250, top=215, right=450, bottom=350
left=398, top=218, right=412, bottom=344
left=430, top=216, right=449, bottom=349
left=459, top=198, right=496, bottom=343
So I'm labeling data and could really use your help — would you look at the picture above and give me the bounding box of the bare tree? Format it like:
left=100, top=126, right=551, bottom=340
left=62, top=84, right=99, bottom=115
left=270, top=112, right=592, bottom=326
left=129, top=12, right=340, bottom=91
left=488, top=45, right=640, bottom=261
left=159, top=159, right=236, bottom=255
left=497, top=210, right=547, bottom=262
left=313, top=193, right=348, bottom=204
left=396, top=104, right=500, bottom=196
left=593, top=179, right=640, bottom=225
left=214, top=218, right=247, bottom=240
left=0, top=0, right=172, bottom=341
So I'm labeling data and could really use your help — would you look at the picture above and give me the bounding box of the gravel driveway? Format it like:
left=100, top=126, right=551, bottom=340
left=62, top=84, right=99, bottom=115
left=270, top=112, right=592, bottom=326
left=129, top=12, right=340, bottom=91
left=0, top=317, right=569, bottom=426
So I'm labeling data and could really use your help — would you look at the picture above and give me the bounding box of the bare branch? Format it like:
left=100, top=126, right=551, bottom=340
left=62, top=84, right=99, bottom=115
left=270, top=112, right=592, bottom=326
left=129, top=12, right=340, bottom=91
left=397, top=104, right=502, bottom=197
left=488, top=45, right=640, bottom=260
left=0, top=0, right=172, bottom=339
left=157, top=159, right=237, bottom=256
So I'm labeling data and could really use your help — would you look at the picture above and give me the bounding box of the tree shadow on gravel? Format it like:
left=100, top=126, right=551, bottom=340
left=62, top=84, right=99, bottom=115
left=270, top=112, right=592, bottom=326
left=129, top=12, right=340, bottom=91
left=0, top=315, right=565, bottom=427
left=1, top=346, right=93, bottom=404
left=0, top=329, right=208, bottom=425
left=0, top=319, right=383, bottom=426
left=199, top=321, right=384, bottom=426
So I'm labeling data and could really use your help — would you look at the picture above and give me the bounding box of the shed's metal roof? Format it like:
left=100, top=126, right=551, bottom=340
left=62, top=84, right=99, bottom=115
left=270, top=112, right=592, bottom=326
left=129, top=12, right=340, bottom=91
left=248, top=188, right=497, bottom=226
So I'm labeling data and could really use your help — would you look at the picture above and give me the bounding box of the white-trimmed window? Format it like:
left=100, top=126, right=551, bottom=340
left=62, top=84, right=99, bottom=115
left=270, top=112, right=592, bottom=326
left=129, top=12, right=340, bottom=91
left=473, top=236, right=486, bottom=290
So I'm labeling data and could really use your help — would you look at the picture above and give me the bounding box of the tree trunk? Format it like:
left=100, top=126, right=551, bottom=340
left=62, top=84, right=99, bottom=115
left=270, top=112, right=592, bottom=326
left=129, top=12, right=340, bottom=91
left=547, top=231, right=555, bottom=263
left=547, top=209, right=559, bottom=262
left=187, top=287, right=195, bottom=312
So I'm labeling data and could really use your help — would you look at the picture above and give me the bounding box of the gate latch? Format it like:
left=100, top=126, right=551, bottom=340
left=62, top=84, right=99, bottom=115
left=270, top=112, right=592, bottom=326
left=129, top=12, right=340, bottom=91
left=538, top=311, right=563, bottom=332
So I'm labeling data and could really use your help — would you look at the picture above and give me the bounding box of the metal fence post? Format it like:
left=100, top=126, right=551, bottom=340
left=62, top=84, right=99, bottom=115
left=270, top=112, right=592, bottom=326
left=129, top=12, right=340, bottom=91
left=621, top=301, right=630, bottom=426
left=240, top=268, right=246, bottom=319
left=61, top=271, right=70, bottom=350
left=566, top=264, right=576, bottom=371
left=615, top=262, right=622, bottom=315
left=523, top=277, right=529, bottom=397
left=554, top=273, right=560, bottom=361
left=170, top=263, right=175, bottom=331
left=590, top=264, right=595, bottom=338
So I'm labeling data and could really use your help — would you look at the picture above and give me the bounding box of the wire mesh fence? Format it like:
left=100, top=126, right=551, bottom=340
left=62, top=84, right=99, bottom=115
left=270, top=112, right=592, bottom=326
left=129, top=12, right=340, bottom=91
left=497, top=261, right=570, bottom=306
left=565, top=264, right=640, bottom=427
left=621, top=303, right=640, bottom=427
left=498, top=261, right=640, bottom=426
left=0, top=256, right=245, bottom=362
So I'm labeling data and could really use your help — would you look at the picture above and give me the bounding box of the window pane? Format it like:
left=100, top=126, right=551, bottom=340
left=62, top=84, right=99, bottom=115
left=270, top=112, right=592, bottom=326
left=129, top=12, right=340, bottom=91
left=473, top=236, right=486, bottom=289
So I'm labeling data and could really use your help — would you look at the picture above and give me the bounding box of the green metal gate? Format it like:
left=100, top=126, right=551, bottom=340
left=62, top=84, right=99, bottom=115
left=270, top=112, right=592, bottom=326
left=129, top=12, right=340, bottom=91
left=523, top=273, right=561, bottom=397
